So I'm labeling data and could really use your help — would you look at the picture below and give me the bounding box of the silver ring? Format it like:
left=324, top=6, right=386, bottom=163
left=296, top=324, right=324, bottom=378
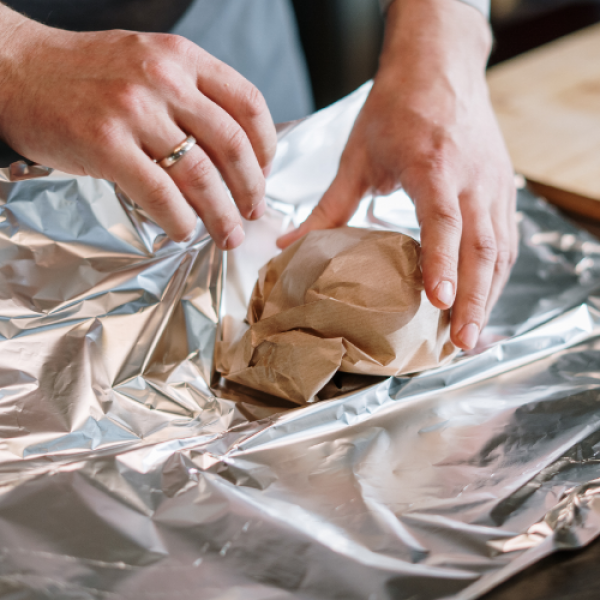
left=156, top=135, right=196, bottom=169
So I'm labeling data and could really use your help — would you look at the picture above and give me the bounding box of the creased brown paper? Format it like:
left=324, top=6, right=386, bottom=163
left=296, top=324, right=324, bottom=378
left=217, top=227, right=456, bottom=404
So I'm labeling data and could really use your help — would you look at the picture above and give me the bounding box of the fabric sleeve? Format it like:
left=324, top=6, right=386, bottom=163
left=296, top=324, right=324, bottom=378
left=379, top=0, right=490, bottom=19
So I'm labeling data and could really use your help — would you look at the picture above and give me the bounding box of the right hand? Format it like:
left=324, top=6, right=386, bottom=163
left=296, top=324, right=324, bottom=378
left=0, top=10, right=277, bottom=248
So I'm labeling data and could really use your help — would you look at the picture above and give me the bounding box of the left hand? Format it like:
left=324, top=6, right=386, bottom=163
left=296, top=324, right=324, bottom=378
left=277, top=0, right=518, bottom=351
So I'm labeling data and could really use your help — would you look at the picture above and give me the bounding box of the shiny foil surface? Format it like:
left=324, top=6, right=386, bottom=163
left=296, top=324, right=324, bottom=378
left=1, top=84, right=600, bottom=599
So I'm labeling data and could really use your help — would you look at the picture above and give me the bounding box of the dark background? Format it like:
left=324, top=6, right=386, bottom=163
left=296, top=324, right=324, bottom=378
left=290, top=0, right=600, bottom=109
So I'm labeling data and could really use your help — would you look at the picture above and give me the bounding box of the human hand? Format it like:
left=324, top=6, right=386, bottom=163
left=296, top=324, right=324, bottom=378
left=277, top=0, right=517, bottom=351
left=0, top=6, right=276, bottom=248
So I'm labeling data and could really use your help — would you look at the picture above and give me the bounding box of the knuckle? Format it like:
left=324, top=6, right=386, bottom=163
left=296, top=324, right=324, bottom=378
left=244, top=178, right=266, bottom=206
left=140, top=61, right=186, bottom=100
left=240, top=83, right=268, bottom=120
left=412, top=139, right=457, bottom=175
left=122, top=31, right=148, bottom=52
left=472, top=235, right=497, bottom=264
left=463, top=288, right=488, bottom=314
left=494, top=248, right=512, bottom=274
left=158, top=33, right=192, bottom=56
left=212, top=214, right=238, bottom=241
left=427, top=207, right=462, bottom=234
left=88, top=118, right=123, bottom=150
left=112, top=81, right=149, bottom=116
left=223, top=125, right=249, bottom=164
left=143, top=182, right=172, bottom=215
left=181, top=153, right=215, bottom=193
left=420, top=245, right=457, bottom=271
left=312, top=201, right=347, bottom=228
left=130, top=35, right=191, bottom=92
left=141, top=57, right=175, bottom=87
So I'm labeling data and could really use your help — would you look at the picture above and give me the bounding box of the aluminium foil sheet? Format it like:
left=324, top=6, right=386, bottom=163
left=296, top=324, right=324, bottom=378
left=0, top=84, right=600, bottom=599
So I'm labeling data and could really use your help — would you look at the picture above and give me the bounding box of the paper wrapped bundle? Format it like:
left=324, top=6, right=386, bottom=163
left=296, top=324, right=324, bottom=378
left=217, top=227, right=456, bottom=404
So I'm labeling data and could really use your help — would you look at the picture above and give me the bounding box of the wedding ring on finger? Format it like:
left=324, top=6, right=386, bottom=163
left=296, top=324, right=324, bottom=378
left=155, top=136, right=197, bottom=169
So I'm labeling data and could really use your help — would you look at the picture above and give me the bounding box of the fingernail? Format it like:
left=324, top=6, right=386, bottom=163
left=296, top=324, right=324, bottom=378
left=458, top=323, right=479, bottom=350
left=250, top=199, right=266, bottom=220
left=180, top=234, right=194, bottom=244
left=224, top=225, right=245, bottom=250
left=263, top=163, right=272, bottom=178
left=180, top=227, right=197, bottom=244
left=435, top=281, right=455, bottom=308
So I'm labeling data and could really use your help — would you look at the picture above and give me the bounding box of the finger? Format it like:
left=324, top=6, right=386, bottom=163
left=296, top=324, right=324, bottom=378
left=108, top=143, right=198, bottom=243
left=276, top=164, right=367, bottom=249
left=451, top=206, right=497, bottom=350
left=194, top=52, right=277, bottom=171
left=177, top=95, right=266, bottom=221
left=484, top=183, right=518, bottom=321
left=167, top=144, right=245, bottom=250
left=411, top=178, right=462, bottom=311
left=145, top=125, right=245, bottom=250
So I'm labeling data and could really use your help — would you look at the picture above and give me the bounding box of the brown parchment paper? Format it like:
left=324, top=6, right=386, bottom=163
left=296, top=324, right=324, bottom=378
left=217, top=227, right=456, bottom=404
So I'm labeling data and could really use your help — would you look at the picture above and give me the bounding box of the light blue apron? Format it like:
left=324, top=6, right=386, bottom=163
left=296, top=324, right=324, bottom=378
left=171, top=0, right=314, bottom=123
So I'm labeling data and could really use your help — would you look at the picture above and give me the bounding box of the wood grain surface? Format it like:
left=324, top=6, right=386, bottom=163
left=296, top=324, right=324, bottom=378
left=487, top=24, right=600, bottom=217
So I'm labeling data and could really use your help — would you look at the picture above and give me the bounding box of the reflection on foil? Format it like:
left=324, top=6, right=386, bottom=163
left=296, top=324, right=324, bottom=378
left=7, top=161, right=54, bottom=182
left=0, top=83, right=600, bottom=599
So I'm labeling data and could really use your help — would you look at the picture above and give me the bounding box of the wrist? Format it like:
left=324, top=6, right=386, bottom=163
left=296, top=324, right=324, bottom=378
left=379, top=0, right=492, bottom=80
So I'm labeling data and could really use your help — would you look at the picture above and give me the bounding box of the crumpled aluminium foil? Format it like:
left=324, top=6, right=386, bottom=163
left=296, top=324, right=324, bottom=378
left=1, top=84, right=600, bottom=600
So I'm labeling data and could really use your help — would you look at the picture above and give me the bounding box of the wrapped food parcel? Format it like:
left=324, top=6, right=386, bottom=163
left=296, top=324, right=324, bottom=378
left=0, top=83, right=599, bottom=599
left=217, top=227, right=456, bottom=404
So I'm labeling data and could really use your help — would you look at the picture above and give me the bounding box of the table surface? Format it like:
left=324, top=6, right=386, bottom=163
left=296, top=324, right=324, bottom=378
left=482, top=534, right=600, bottom=600
left=487, top=22, right=600, bottom=219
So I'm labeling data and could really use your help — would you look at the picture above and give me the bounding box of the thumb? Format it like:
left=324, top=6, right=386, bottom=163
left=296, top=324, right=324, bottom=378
left=276, top=166, right=367, bottom=249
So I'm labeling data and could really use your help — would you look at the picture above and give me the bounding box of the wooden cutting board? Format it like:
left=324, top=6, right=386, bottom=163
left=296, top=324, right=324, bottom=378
left=487, top=23, right=600, bottom=219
